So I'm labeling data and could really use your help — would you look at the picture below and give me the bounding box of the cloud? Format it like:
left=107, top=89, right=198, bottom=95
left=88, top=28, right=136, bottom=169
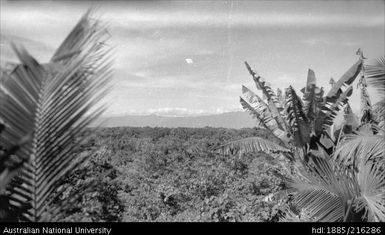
left=109, top=106, right=243, bottom=117
left=107, top=8, right=384, bottom=29
left=301, top=38, right=360, bottom=47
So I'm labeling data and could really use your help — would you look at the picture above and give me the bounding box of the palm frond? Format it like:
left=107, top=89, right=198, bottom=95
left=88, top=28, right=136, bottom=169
left=50, top=9, right=106, bottom=63
left=354, top=160, right=385, bottom=222
left=216, top=137, right=290, bottom=157
left=364, top=56, right=385, bottom=98
left=285, top=86, right=311, bottom=147
left=333, top=129, right=384, bottom=168
left=289, top=157, right=358, bottom=221
left=0, top=12, right=112, bottom=221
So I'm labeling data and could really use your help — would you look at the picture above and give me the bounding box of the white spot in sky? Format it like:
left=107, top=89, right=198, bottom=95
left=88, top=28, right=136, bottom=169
left=185, top=58, right=194, bottom=64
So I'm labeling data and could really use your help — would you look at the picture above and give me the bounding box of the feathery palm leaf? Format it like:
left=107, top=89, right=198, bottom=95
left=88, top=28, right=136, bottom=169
left=289, top=157, right=359, bottom=221
left=0, top=12, right=112, bottom=221
left=333, top=126, right=384, bottom=167
left=354, top=160, right=385, bottom=222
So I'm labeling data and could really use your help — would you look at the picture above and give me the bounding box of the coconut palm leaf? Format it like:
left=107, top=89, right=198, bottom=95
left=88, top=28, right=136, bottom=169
left=285, top=86, right=311, bottom=147
left=0, top=13, right=112, bottom=221
left=364, top=56, right=385, bottom=98
left=216, top=137, right=290, bottom=157
left=333, top=127, right=384, bottom=167
left=354, top=160, right=385, bottom=222
left=289, top=157, right=358, bottom=221
left=51, top=9, right=105, bottom=63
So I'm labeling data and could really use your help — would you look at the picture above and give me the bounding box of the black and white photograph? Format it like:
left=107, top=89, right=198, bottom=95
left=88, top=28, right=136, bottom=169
left=0, top=0, right=384, bottom=226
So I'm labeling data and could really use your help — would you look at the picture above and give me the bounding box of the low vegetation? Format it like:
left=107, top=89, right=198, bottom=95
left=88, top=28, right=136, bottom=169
left=52, top=127, right=290, bottom=222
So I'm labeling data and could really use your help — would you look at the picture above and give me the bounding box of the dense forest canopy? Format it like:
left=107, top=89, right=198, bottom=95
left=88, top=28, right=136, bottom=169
left=54, top=126, right=290, bottom=222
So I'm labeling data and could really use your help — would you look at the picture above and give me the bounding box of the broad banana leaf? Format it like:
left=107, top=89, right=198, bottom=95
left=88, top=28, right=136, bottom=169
left=315, top=86, right=353, bottom=135
left=326, top=59, right=363, bottom=99
left=343, top=103, right=359, bottom=132
left=285, top=86, right=311, bottom=147
left=319, top=58, right=362, bottom=134
left=302, top=69, right=324, bottom=122
left=241, top=86, right=290, bottom=142
left=357, top=76, right=373, bottom=124
left=329, top=77, right=336, bottom=88
left=244, top=62, right=289, bottom=133
left=239, top=96, right=270, bottom=130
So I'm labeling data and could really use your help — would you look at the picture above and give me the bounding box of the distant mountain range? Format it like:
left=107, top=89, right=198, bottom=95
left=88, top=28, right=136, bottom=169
left=92, top=111, right=257, bottom=129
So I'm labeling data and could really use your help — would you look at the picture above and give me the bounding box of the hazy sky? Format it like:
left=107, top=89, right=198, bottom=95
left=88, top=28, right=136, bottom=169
left=1, top=0, right=384, bottom=117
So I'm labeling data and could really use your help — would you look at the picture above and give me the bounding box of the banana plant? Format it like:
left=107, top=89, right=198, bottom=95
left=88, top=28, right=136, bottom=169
left=218, top=54, right=362, bottom=160
left=0, top=10, right=112, bottom=221
left=217, top=50, right=385, bottom=221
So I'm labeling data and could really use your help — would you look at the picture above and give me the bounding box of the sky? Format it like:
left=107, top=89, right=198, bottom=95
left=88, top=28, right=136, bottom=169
left=1, top=0, right=384, bottom=117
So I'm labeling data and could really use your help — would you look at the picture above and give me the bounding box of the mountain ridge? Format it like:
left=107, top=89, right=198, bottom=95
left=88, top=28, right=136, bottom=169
left=92, top=111, right=256, bottom=129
